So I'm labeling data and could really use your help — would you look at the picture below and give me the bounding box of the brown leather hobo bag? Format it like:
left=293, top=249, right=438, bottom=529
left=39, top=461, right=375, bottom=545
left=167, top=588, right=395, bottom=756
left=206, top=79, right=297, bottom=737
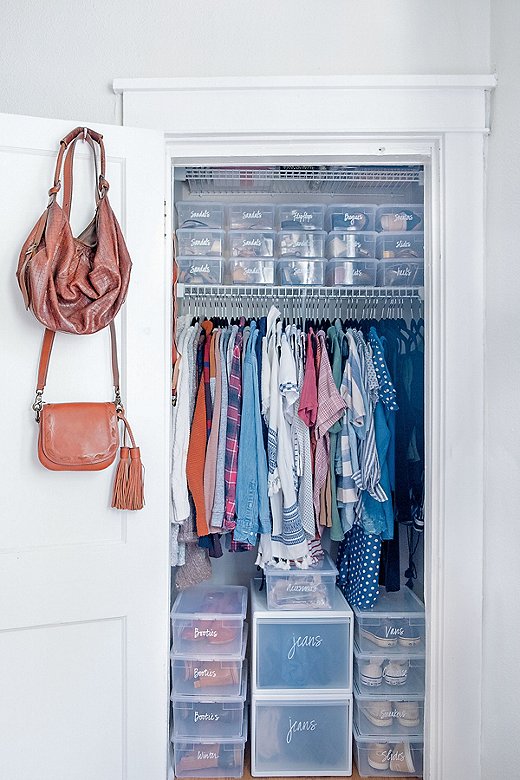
left=17, top=126, right=132, bottom=334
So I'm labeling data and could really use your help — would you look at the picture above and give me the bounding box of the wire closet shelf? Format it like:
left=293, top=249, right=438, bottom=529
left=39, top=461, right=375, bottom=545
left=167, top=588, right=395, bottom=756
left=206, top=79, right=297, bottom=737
left=182, top=165, right=424, bottom=196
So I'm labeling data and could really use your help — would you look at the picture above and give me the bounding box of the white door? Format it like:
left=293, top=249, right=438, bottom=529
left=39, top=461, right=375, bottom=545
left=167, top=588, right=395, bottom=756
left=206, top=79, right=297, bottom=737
left=0, top=113, right=170, bottom=780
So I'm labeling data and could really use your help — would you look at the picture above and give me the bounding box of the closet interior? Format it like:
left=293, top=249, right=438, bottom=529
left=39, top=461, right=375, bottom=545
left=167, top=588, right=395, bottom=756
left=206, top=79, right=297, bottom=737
left=169, top=163, right=426, bottom=778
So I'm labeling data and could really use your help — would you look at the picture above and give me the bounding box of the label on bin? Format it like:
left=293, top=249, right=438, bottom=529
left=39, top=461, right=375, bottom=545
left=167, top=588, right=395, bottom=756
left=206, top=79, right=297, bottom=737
left=286, top=717, right=317, bottom=744
left=287, top=633, right=322, bottom=660
left=194, top=710, right=220, bottom=722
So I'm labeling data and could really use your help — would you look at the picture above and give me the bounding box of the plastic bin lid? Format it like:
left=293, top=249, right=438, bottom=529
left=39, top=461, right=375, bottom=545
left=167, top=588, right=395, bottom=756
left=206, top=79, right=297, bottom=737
left=354, top=640, right=425, bottom=661
left=353, top=722, right=424, bottom=744
left=354, top=679, right=424, bottom=702
left=351, top=586, right=424, bottom=617
left=171, top=585, right=247, bottom=620
left=171, top=622, right=248, bottom=661
left=264, top=550, right=338, bottom=576
left=171, top=709, right=248, bottom=745
left=171, top=668, right=248, bottom=704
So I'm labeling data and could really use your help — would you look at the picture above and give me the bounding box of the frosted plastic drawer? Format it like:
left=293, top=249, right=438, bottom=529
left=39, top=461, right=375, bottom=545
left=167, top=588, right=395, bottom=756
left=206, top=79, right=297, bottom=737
left=375, top=204, right=424, bottom=232
left=228, top=230, right=275, bottom=257
left=254, top=617, right=351, bottom=692
left=228, top=203, right=275, bottom=230
left=171, top=670, right=248, bottom=739
left=354, top=648, right=425, bottom=697
left=265, top=551, right=338, bottom=610
left=277, top=204, right=325, bottom=230
left=172, top=711, right=247, bottom=778
left=326, top=259, right=377, bottom=286
left=176, top=257, right=223, bottom=285
left=252, top=696, right=352, bottom=776
left=353, top=727, right=423, bottom=777
left=278, top=230, right=326, bottom=258
left=376, top=260, right=424, bottom=287
left=376, top=232, right=425, bottom=259
left=176, top=202, right=224, bottom=229
left=226, top=258, right=275, bottom=285
left=354, top=688, right=424, bottom=738
left=353, top=587, right=425, bottom=655
left=277, top=259, right=325, bottom=286
left=171, top=585, right=247, bottom=658
left=326, top=231, right=377, bottom=259
left=176, top=228, right=224, bottom=256
left=326, top=204, right=376, bottom=232
left=170, top=629, right=247, bottom=696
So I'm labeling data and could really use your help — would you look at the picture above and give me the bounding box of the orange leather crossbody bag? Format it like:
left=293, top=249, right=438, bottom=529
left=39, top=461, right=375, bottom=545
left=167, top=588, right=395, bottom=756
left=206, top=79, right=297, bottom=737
left=33, top=324, right=144, bottom=510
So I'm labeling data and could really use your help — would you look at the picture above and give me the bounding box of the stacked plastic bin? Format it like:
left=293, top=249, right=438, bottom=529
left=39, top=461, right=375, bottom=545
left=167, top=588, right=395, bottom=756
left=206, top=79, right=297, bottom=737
left=170, top=585, right=248, bottom=778
left=250, top=552, right=354, bottom=777
left=325, top=203, right=424, bottom=289
left=352, top=588, right=426, bottom=777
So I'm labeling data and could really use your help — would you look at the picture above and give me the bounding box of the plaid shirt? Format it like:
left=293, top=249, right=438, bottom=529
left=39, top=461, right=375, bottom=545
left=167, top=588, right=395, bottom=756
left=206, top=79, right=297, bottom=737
left=224, top=327, right=243, bottom=529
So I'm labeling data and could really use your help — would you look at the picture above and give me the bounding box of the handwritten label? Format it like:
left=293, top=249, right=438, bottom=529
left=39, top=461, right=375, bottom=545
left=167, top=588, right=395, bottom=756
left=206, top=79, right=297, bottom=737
left=291, top=210, right=313, bottom=224
left=193, top=667, right=217, bottom=680
left=190, top=209, right=210, bottom=219
left=288, top=634, right=322, bottom=660
left=286, top=718, right=317, bottom=744
left=194, top=711, right=220, bottom=722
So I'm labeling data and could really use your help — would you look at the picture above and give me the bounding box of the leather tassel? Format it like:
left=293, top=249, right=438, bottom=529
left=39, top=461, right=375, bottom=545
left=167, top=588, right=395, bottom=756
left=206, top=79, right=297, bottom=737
left=113, top=413, right=145, bottom=511
left=111, top=446, right=130, bottom=509
left=126, top=446, right=145, bottom=510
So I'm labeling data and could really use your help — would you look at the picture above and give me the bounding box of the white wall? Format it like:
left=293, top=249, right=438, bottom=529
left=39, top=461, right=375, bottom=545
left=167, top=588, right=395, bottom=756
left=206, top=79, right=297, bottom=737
left=482, top=1, right=520, bottom=772
left=0, top=0, right=489, bottom=124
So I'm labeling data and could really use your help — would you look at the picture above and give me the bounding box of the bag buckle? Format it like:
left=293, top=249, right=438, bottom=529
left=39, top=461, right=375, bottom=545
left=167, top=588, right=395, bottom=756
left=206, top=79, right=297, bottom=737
left=114, top=387, right=124, bottom=413
left=32, top=390, right=43, bottom=422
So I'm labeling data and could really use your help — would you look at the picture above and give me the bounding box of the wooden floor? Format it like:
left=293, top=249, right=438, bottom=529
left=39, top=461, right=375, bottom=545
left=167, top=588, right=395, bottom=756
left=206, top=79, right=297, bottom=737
left=239, top=752, right=416, bottom=780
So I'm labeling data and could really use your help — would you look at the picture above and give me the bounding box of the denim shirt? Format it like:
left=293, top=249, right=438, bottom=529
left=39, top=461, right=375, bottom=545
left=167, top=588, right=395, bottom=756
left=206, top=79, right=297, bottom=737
left=235, top=323, right=270, bottom=544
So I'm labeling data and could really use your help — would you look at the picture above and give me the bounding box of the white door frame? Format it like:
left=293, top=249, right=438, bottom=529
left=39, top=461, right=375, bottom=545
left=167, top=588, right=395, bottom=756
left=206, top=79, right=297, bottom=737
left=114, top=74, right=495, bottom=780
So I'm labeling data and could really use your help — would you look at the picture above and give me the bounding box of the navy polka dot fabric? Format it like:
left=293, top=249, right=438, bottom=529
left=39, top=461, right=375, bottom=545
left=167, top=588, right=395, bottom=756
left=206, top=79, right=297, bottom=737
left=336, top=523, right=382, bottom=609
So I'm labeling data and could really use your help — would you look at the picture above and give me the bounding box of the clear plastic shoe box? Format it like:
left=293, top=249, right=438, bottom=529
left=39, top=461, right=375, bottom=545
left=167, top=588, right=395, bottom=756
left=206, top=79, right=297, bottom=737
left=354, top=686, right=424, bottom=738
left=352, top=587, right=425, bottom=655
left=326, top=231, right=377, bottom=259
left=277, top=258, right=325, bottom=285
left=228, top=203, right=275, bottom=230
left=326, top=259, right=377, bottom=286
left=326, top=204, right=377, bottom=232
left=176, top=228, right=225, bottom=256
left=353, top=725, right=423, bottom=777
left=353, top=646, right=425, bottom=697
left=277, top=204, right=325, bottom=230
left=226, top=258, right=275, bottom=285
left=278, top=230, right=327, bottom=257
left=377, top=259, right=424, bottom=287
left=376, top=232, right=424, bottom=259
left=228, top=230, right=275, bottom=257
left=251, top=577, right=353, bottom=695
left=176, top=202, right=225, bottom=229
left=171, top=585, right=247, bottom=658
left=375, top=204, right=424, bottom=232
left=172, top=710, right=248, bottom=778
left=171, top=625, right=248, bottom=696
left=264, top=551, right=338, bottom=610
left=176, top=257, right=223, bottom=285
left=171, top=669, right=248, bottom=739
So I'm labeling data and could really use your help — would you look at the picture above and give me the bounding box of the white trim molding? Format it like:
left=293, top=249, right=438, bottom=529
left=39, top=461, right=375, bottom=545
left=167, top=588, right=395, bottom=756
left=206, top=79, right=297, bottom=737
left=114, top=75, right=494, bottom=780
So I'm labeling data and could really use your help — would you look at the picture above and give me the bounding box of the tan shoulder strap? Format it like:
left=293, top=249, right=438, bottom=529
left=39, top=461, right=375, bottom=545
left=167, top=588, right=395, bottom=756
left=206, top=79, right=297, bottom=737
left=36, top=322, right=120, bottom=394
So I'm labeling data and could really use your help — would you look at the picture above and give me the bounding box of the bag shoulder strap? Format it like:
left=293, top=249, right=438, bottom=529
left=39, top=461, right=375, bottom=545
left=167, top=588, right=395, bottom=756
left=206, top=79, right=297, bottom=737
left=34, top=323, right=121, bottom=417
